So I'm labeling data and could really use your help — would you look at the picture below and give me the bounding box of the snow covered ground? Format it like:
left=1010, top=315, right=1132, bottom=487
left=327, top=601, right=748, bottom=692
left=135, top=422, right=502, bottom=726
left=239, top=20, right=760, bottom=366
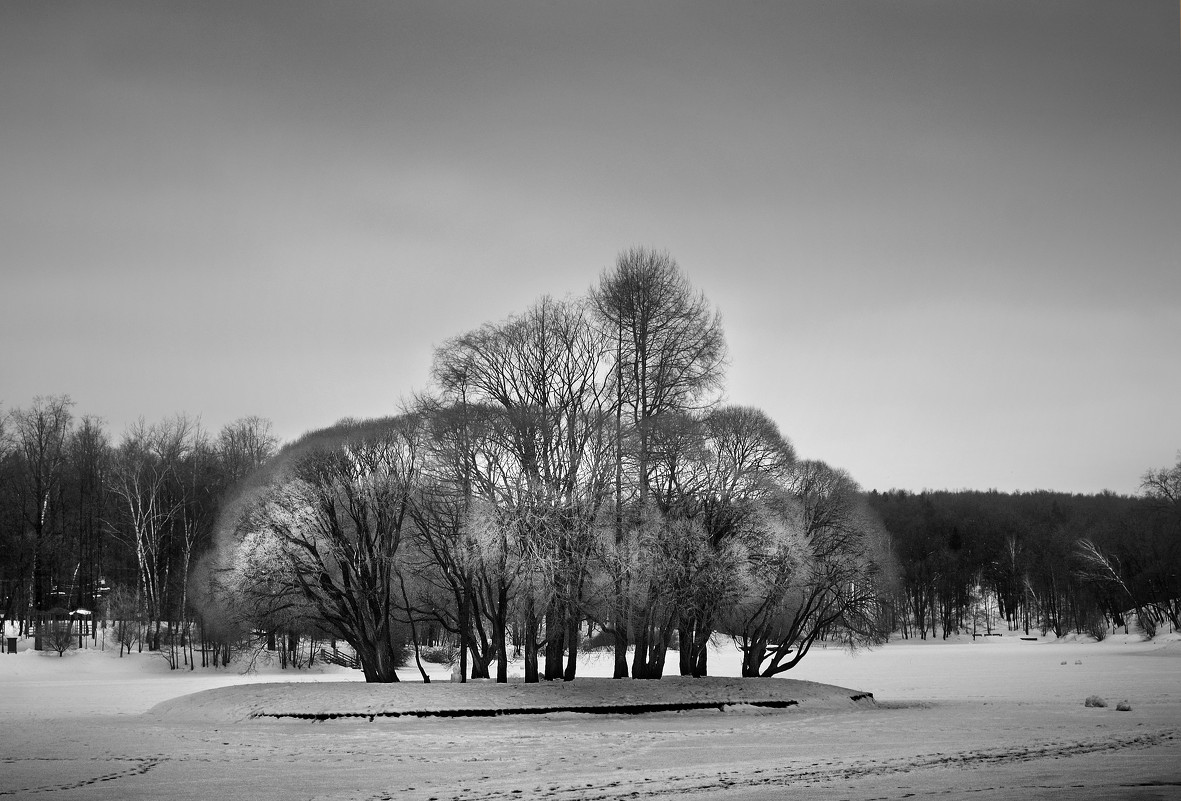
left=1, top=632, right=1178, bottom=800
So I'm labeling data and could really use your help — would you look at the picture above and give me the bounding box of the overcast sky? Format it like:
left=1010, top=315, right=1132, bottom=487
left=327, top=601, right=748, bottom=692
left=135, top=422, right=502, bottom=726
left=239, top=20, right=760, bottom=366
left=2, top=1, right=1179, bottom=495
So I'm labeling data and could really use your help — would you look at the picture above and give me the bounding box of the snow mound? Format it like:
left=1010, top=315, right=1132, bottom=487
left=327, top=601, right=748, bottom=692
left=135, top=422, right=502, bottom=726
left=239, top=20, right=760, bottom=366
left=147, top=676, right=874, bottom=722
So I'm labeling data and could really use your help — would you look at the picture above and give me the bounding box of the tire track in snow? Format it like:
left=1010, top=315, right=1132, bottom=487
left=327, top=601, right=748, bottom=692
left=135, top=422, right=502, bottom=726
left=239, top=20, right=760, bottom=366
left=438, top=728, right=1178, bottom=801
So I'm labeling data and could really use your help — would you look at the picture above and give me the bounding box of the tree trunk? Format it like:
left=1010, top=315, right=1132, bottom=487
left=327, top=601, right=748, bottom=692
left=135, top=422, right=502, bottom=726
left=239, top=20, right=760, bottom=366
left=469, top=642, right=491, bottom=679
left=495, top=585, right=509, bottom=683
left=544, top=604, right=564, bottom=680
left=563, top=615, right=580, bottom=681
left=458, top=587, right=470, bottom=683
left=678, top=620, right=693, bottom=676
left=631, top=620, right=650, bottom=679
left=740, top=637, right=765, bottom=678
left=612, top=607, right=629, bottom=678
left=523, top=607, right=540, bottom=683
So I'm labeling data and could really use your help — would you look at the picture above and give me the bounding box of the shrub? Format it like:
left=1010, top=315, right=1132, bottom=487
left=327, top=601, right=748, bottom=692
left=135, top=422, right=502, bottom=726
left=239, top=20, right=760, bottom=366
left=582, top=628, right=616, bottom=652
left=420, top=643, right=458, bottom=665
left=43, top=621, right=77, bottom=657
left=1083, top=613, right=1108, bottom=642
left=1084, top=695, right=1107, bottom=708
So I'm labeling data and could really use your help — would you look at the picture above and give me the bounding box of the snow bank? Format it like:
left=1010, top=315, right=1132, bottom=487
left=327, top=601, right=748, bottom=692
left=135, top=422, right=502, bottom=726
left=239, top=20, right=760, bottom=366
left=146, top=675, right=874, bottom=722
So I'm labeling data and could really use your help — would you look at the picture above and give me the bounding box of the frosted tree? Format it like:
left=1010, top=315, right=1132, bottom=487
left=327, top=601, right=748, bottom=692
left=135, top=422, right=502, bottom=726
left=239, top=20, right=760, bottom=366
left=407, top=402, right=514, bottom=682
left=234, top=417, right=421, bottom=682
left=723, top=461, right=894, bottom=677
left=661, top=406, right=796, bottom=676
left=431, top=296, right=614, bottom=681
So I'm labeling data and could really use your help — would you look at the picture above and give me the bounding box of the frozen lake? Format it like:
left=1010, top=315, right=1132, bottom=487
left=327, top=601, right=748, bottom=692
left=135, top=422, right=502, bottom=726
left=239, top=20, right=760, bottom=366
left=1, top=632, right=1177, bottom=800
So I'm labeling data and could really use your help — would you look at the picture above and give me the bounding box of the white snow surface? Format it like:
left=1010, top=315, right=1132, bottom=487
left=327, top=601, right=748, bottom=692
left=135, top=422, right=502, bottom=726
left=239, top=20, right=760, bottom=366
left=2, top=632, right=1179, bottom=800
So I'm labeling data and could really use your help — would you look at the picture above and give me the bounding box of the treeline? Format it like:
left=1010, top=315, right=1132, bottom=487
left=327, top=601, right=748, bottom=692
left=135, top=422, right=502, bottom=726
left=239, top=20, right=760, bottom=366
left=869, top=478, right=1181, bottom=640
left=204, top=249, right=897, bottom=683
left=0, top=397, right=276, bottom=661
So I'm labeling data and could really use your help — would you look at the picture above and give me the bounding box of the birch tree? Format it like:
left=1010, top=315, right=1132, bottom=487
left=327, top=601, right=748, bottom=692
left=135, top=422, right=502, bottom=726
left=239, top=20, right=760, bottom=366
left=107, top=416, right=196, bottom=648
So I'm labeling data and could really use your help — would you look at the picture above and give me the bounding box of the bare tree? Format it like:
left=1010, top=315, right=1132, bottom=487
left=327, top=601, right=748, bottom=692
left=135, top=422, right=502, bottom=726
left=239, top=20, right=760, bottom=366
left=1070, top=454, right=1181, bottom=639
left=431, top=296, right=614, bottom=682
left=106, top=583, right=146, bottom=657
left=43, top=615, right=77, bottom=657
left=217, top=416, right=279, bottom=486
left=238, top=418, right=420, bottom=682
left=1, top=404, right=25, bottom=625
left=11, top=395, right=75, bottom=623
left=591, top=251, right=727, bottom=677
left=64, top=416, right=109, bottom=641
left=1139, top=452, right=1181, bottom=630
left=667, top=406, right=796, bottom=676
left=591, top=248, right=727, bottom=501
left=184, top=416, right=279, bottom=663
left=407, top=400, right=512, bottom=683
left=1074, top=538, right=1156, bottom=637
left=723, top=461, right=894, bottom=677
left=1141, top=452, right=1181, bottom=510
left=107, top=415, right=198, bottom=648
left=172, top=423, right=220, bottom=667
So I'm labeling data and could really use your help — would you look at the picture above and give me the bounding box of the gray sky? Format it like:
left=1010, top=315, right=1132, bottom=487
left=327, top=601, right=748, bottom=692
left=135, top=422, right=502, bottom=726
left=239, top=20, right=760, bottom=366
left=3, top=0, right=1179, bottom=495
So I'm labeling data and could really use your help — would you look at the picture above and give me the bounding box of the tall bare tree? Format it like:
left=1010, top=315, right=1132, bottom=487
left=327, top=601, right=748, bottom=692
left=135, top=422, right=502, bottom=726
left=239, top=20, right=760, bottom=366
left=0, top=403, right=22, bottom=623
left=11, top=395, right=75, bottom=618
left=107, top=415, right=199, bottom=647
left=591, top=249, right=727, bottom=677
left=65, top=416, right=109, bottom=616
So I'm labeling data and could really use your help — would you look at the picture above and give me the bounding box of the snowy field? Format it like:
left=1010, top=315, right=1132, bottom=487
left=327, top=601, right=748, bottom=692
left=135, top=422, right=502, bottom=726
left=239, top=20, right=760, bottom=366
left=1, top=632, right=1178, bottom=800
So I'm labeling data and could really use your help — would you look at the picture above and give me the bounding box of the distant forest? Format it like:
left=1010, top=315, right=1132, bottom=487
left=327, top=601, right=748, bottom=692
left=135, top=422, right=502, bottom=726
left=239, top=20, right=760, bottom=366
left=867, top=485, right=1180, bottom=640
left=0, top=397, right=277, bottom=659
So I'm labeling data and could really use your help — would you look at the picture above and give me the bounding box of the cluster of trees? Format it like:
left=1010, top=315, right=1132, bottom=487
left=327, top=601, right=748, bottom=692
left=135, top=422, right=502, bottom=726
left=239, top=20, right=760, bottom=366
left=869, top=458, right=1181, bottom=641
left=0, top=397, right=276, bottom=660
left=210, top=249, right=897, bottom=682
left=9, top=251, right=1173, bottom=685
